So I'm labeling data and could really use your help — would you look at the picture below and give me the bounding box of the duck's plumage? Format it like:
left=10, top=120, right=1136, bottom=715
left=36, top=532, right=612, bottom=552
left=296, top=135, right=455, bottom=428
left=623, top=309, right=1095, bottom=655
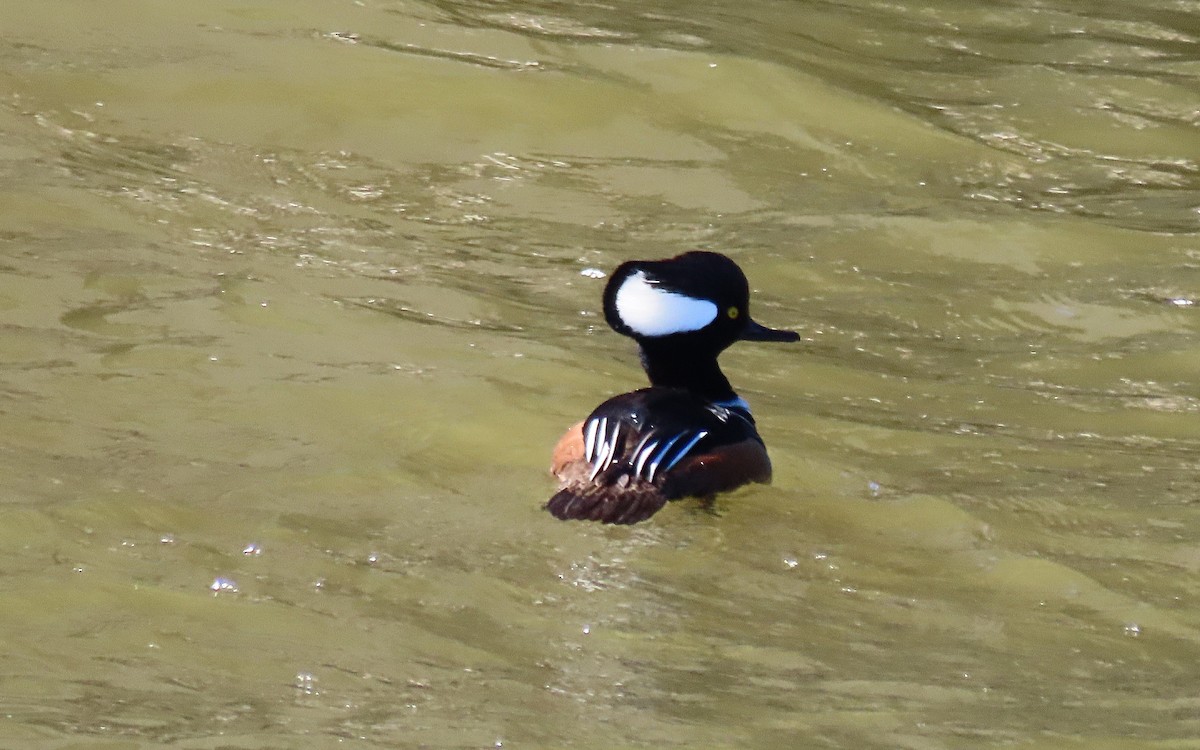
left=547, top=251, right=795, bottom=524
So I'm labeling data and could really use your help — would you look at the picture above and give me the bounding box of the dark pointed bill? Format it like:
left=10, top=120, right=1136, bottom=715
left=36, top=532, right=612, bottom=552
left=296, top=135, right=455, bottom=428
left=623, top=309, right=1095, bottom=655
left=740, top=317, right=800, bottom=342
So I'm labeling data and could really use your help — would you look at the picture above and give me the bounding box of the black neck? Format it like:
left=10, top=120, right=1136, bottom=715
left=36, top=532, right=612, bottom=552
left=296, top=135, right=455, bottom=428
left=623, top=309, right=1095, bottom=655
left=637, top=341, right=737, bottom=402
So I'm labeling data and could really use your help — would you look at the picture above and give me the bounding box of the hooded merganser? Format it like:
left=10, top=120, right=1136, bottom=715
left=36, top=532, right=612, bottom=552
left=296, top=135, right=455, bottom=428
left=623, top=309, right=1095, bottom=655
left=547, top=251, right=798, bottom=524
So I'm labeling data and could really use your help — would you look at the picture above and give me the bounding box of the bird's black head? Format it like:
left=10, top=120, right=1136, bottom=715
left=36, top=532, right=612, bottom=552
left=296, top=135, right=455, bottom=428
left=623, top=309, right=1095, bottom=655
left=602, top=251, right=798, bottom=356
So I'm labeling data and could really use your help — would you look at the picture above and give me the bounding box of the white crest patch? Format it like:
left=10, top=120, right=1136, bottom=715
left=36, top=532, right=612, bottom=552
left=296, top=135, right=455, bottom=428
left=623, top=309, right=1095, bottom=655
left=614, top=270, right=718, bottom=337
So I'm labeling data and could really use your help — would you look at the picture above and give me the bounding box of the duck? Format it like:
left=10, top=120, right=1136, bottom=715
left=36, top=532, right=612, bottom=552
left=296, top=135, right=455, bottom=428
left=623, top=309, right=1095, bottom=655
left=547, top=251, right=797, bottom=524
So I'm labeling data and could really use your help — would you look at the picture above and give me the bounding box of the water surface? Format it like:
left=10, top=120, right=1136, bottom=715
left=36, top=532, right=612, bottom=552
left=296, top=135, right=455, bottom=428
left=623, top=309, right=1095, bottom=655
left=2, top=0, right=1199, bottom=747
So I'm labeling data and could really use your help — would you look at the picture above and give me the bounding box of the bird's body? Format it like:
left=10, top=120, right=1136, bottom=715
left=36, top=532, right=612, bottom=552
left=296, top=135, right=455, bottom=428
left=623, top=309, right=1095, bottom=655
left=547, top=251, right=797, bottom=524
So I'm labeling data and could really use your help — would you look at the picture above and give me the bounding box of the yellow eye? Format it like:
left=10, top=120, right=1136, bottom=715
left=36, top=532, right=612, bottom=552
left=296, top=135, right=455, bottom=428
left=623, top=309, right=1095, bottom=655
left=727, top=306, right=740, bottom=319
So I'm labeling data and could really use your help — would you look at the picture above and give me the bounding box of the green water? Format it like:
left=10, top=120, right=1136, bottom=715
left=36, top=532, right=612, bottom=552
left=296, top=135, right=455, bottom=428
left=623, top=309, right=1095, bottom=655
left=2, top=0, right=1199, bottom=747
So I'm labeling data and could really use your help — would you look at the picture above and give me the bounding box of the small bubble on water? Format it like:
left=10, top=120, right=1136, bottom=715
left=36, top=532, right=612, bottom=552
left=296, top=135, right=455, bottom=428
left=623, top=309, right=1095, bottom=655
left=783, top=556, right=799, bottom=569
left=1124, top=622, right=1141, bottom=637
left=582, top=624, right=591, bottom=635
left=210, top=577, right=239, bottom=594
left=366, top=553, right=379, bottom=565
left=242, top=543, right=262, bottom=556
left=159, top=533, right=176, bottom=545
left=295, top=672, right=319, bottom=695
left=579, top=267, right=606, bottom=279
left=868, top=481, right=882, bottom=496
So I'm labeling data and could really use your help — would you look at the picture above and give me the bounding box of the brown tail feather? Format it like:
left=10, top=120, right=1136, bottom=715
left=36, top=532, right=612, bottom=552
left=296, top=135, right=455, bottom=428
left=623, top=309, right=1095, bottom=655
left=546, top=479, right=667, bottom=524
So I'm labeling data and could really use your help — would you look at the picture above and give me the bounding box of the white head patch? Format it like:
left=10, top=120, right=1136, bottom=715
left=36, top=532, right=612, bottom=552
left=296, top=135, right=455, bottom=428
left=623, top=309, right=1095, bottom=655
left=614, top=270, right=718, bottom=337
